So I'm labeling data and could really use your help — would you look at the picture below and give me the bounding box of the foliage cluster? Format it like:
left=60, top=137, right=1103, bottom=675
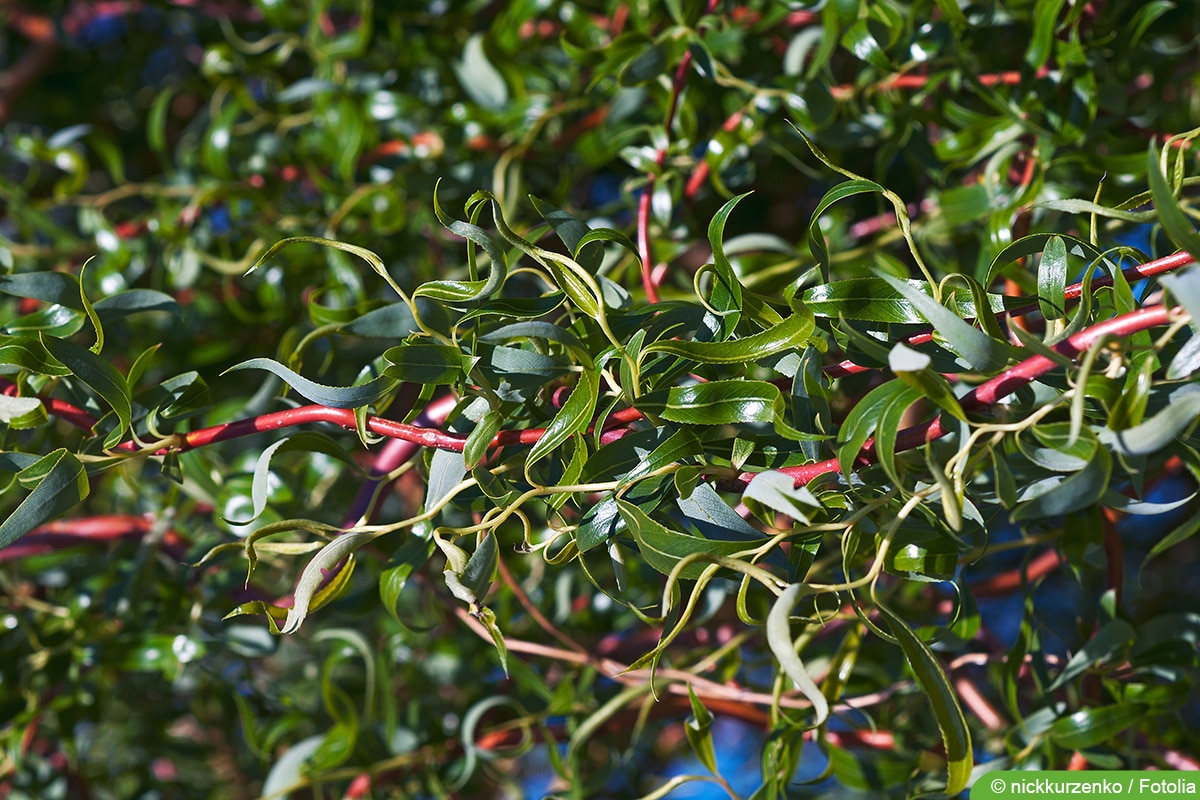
left=2, top=1, right=1200, bottom=798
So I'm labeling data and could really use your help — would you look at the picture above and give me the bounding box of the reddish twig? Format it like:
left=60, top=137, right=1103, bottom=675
left=684, top=110, right=745, bottom=202
left=0, top=514, right=188, bottom=562
left=824, top=250, right=1196, bottom=378
left=638, top=186, right=660, bottom=302
left=762, top=304, right=1177, bottom=487
left=639, top=0, right=722, bottom=302
left=970, top=549, right=1064, bottom=597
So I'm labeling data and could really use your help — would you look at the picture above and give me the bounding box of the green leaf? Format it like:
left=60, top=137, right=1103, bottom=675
left=684, top=685, right=718, bottom=775
left=41, top=334, right=132, bottom=447
left=0, top=335, right=71, bottom=377
left=616, top=499, right=759, bottom=580
left=3, top=304, right=84, bottom=338
left=880, top=275, right=1010, bottom=373
left=742, top=470, right=821, bottom=524
left=802, top=277, right=1010, bottom=323
left=1103, top=388, right=1200, bottom=456
left=807, top=179, right=886, bottom=282
left=889, top=344, right=967, bottom=423
left=0, top=395, right=46, bottom=429
left=652, top=380, right=808, bottom=441
left=1148, top=142, right=1200, bottom=263
left=835, top=379, right=922, bottom=483
left=281, top=532, right=375, bottom=634
left=380, top=536, right=436, bottom=625
left=464, top=410, right=504, bottom=470
left=228, top=433, right=369, bottom=526
left=223, top=358, right=396, bottom=409
left=576, top=496, right=625, bottom=552
left=382, top=342, right=466, bottom=385
left=459, top=293, right=566, bottom=323
left=887, top=525, right=959, bottom=583
left=341, top=301, right=424, bottom=337
left=766, top=584, right=829, bottom=725
left=877, top=601, right=972, bottom=796
left=933, top=0, right=968, bottom=31
left=984, top=233, right=1106, bottom=287
left=641, top=311, right=813, bottom=364
left=842, top=20, right=889, bottom=71
left=704, top=192, right=750, bottom=334
left=675, top=481, right=769, bottom=544
left=1128, top=1, right=1175, bottom=45
left=250, top=236, right=408, bottom=301
left=425, top=448, right=467, bottom=515
left=78, top=259, right=104, bottom=354
left=420, top=190, right=509, bottom=301
left=1011, top=447, right=1112, bottom=521
left=620, top=43, right=666, bottom=86
left=1049, top=703, right=1144, bottom=750
left=1027, top=0, right=1067, bottom=68
left=0, top=449, right=89, bottom=550
left=1161, top=267, right=1200, bottom=335
left=445, top=533, right=498, bottom=605
left=525, top=368, right=599, bottom=475
left=531, top=197, right=601, bottom=273
left=618, top=428, right=700, bottom=488
left=1038, top=235, right=1069, bottom=321
left=1048, top=619, right=1136, bottom=691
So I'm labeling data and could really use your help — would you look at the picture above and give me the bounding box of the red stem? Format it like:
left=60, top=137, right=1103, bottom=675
left=762, top=304, right=1176, bottom=487
left=2, top=256, right=1192, bottom=488
left=825, top=250, right=1196, bottom=378
left=638, top=187, right=659, bottom=303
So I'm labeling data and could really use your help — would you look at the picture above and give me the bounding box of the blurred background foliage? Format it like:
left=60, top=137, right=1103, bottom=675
left=1, top=1, right=1200, bottom=798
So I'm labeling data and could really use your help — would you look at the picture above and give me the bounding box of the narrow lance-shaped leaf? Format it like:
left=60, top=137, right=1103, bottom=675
left=78, top=258, right=105, bottom=354
left=619, top=428, right=701, bottom=488
left=880, top=274, right=1009, bottom=373
left=877, top=601, right=972, bottom=796
left=525, top=368, right=599, bottom=476
left=1011, top=447, right=1112, bottom=522
left=1161, top=268, right=1200, bottom=334
left=280, top=532, right=377, bottom=634
left=704, top=192, right=750, bottom=334
left=640, top=311, right=813, bottom=364
left=652, top=380, right=815, bottom=441
left=888, top=344, right=967, bottom=423
left=684, top=685, right=718, bottom=775
left=463, top=410, right=504, bottom=470
left=802, top=277, right=1012, bottom=323
left=766, top=583, right=829, bottom=725
left=41, top=334, right=132, bottom=447
left=531, top=197, right=601, bottom=273
left=1100, top=387, right=1200, bottom=456
left=805, top=179, right=885, bottom=283
left=742, top=470, right=822, bottom=524
left=248, top=236, right=409, bottom=302
left=444, top=532, right=497, bottom=606
left=616, top=499, right=760, bottom=580
left=382, top=342, right=466, bottom=385
left=423, top=182, right=508, bottom=302
left=1048, top=703, right=1145, bottom=750
left=1148, top=142, right=1200, bottom=264
left=223, top=358, right=396, bottom=409
left=836, top=379, right=922, bottom=481
left=1038, top=235, right=1069, bottom=320
left=380, top=535, right=436, bottom=625
left=0, top=449, right=90, bottom=550
left=229, top=433, right=371, bottom=526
